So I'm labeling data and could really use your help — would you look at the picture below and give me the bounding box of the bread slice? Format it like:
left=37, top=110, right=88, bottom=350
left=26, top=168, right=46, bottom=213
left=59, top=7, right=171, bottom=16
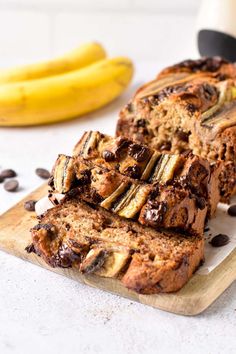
left=29, top=197, right=204, bottom=294
left=62, top=157, right=208, bottom=236
left=116, top=57, right=236, bottom=202
left=70, top=131, right=220, bottom=217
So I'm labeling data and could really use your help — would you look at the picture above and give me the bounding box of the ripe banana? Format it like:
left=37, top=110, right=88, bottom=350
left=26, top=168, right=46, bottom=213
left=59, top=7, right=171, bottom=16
left=0, top=42, right=106, bottom=84
left=0, top=57, right=134, bottom=126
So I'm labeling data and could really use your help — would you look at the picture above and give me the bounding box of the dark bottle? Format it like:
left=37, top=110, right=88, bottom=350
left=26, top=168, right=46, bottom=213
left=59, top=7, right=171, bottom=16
left=197, top=0, right=236, bottom=62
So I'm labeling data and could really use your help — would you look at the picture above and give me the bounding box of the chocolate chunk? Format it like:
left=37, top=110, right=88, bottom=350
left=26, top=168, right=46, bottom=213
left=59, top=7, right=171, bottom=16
left=35, top=168, right=50, bottom=179
left=126, top=102, right=134, bottom=113
left=4, top=179, right=19, bottom=192
left=202, top=83, right=218, bottom=100
left=0, top=169, right=17, bottom=178
left=209, top=234, right=230, bottom=247
left=48, top=176, right=54, bottom=188
left=115, top=138, right=131, bottom=157
left=25, top=244, right=35, bottom=253
left=144, top=202, right=167, bottom=226
left=24, top=200, right=36, bottom=212
left=58, top=243, right=81, bottom=267
left=32, top=223, right=55, bottom=232
left=227, top=205, right=236, bottom=217
left=102, top=150, right=116, bottom=162
left=159, top=141, right=171, bottom=151
left=195, top=196, right=206, bottom=210
left=186, top=103, right=197, bottom=114
left=128, top=143, right=150, bottom=162
left=0, top=176, right=4, bottom=183
left=124, top=165, right=141, bottom=179
left=135, top=119, right=146, bottom=128
left=175, top=130, right=190, bottom=142
left=174, top=57, right=228, bottom=73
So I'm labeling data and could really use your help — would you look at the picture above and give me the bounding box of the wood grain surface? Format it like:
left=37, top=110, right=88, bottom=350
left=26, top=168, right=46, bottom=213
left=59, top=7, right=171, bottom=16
left=0, top=183, right=235, bottom=316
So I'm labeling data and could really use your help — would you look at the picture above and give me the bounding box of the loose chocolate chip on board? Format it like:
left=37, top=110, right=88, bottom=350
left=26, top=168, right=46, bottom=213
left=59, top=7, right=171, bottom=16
left=227, top=205, right=236, bottom=217
left=209, top=234, right=230, bottom=247
left=24, top=200, right=36, bottom=212
left=35, top=168, right=50, bottom=179
left=0, top=169, right=17, bottom=178
left=4, top=179, right=19, bottom=192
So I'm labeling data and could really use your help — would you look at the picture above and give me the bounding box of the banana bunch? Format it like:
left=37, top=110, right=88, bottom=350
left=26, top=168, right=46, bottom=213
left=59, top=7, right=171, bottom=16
left=0, top=42, right=134, bottom=126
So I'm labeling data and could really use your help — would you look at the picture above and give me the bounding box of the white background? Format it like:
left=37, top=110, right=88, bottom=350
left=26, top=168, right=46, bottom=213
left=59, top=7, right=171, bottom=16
left=0, top=1, right=236, bottom=354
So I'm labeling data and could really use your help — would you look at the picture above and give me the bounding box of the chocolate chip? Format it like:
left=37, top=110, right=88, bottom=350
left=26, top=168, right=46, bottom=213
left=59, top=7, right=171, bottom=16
left=124, top=165, right=141, bottom=179
left=35, top=168, right=50, bottom=179
left=144, top=202, right=167, bottom=226
left=202, top=83, right=217, bottom=100
left=126, top=102, right=134, bottom=113
left=175, top=130, right=190, bottom=142
left=128, top=143, right=150, bottom=162
left=209, top=234, right=230, bottom=247
left=24, top=200, right=36, bottom=211
left=4, top=179, right=19, bottom=192
left=135, top=119, right=146, bottom=128
left=227, top=205, right=236, bottom=217
left=159, top=141, right=171, bottom=151
left=48, top=176, right=54, bottom=188
left=25, top=244, right=35, bottom=253
left=195, top=196, right=206, bottom=210
left=0, top=176, right=4, bottom=183
left=0, top=169, right=17, bottom=178
left=32, top=223, right=55, bottom=232
left=102, top=150, right=116, bottom=162
left=186, top=103, right=197, bottom=114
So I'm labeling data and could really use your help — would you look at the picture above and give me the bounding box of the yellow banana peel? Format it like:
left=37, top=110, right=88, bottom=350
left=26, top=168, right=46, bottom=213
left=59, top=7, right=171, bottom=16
left=0, top=42, right=106, bottom=84
left=0, top=57, right=134, bottom=126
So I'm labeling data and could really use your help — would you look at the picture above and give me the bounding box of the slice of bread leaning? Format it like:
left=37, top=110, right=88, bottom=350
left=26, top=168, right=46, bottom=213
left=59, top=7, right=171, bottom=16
left=29, top=196, right=204, bottom=294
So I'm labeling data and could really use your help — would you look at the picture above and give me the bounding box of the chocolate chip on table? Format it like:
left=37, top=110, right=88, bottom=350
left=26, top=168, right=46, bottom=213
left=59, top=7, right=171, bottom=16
left=35, top=168, right=50, bottom=179
left=227, top=204, right=236, bottom=217
left=24, top=200, right=37, bottom=212
left=4, top=179, right=19, bottom=192
left=209, top=234, right=230, bottom=247
left=0, top=169, right=17, bottom=178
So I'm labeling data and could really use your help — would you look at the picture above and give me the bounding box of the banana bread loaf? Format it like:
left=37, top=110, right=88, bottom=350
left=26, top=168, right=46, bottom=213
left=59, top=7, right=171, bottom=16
left=116, top=57, right=236, bottom=202
left=29, top=197, right=204, bottom=294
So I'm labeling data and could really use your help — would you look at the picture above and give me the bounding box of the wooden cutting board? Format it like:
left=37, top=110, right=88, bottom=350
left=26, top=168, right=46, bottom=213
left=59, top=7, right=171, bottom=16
left=0, top=183, right=235, bottom=316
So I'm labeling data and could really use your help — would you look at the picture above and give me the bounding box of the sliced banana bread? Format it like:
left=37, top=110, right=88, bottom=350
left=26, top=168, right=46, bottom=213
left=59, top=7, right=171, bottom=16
left=53, top=157, right=207, bottom=235
left=29, top=197, right=204, bottom=294
left=71, top=131, right=220, bottom=217
left=116, top=57, right=236, bottom=202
